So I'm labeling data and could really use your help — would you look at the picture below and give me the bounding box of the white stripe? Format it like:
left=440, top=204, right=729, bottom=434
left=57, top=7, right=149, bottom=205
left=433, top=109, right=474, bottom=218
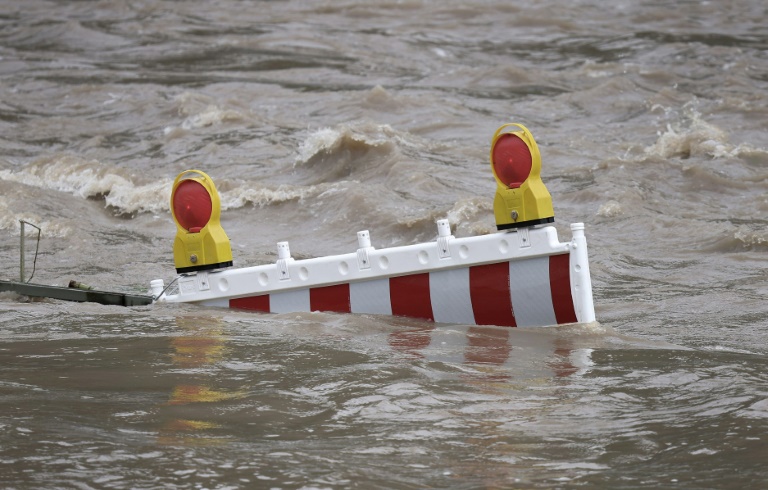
left=200, top=298, right=229, bottom=308
left=509, top=257, right=557, bottom=327
left=429, top=268, right=475, bottom=324
left=270, top=289, right=310, bottom=313
left=349, top=278, right=392, bottom=315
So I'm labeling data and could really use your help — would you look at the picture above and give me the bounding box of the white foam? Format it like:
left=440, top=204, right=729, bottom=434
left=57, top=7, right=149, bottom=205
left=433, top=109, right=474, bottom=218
left=645, top=104, right=765, bottom=160
left=733, top=225, right=768, bottom=248
left=596, top=200, right=622, bottom=217
left=219, top=181, right=354, bottom=209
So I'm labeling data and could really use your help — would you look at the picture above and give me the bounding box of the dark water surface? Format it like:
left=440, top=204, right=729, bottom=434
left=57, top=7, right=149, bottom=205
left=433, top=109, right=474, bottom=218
left=1, top=0, right=767, bottom=488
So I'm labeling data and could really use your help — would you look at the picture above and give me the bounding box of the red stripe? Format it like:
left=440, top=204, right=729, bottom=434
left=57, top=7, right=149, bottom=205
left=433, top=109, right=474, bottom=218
left=389, top=273, right=434, bottom=321
left=310, top=283, right=351, bottom=313
left=549, top=253, right=577, bottom=324
left=469, top=262, right=516, bottom=327
left=230, top=294, right=270, bottom=312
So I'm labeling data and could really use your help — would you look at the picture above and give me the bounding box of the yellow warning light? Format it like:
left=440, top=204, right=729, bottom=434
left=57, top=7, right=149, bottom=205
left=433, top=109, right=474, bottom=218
left=170, top=170, right=233, bottom=273
left=489, top=123, right=554, bottom=230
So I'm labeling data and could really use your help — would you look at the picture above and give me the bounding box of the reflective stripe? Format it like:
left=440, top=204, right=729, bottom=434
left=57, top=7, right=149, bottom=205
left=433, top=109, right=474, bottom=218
left=270, top=289, right=310, bottom=313
left=430, top=268, right=475, bottom=324
left=350, top=278, right=392, bottom=315
left=509, top=256, right=557, bottom=327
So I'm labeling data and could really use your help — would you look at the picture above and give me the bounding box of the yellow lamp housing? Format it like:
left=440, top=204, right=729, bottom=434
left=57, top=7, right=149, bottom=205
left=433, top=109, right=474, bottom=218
left=170, top=170, right=233, bottom=273
left=489, top=123, right=555, bottom=230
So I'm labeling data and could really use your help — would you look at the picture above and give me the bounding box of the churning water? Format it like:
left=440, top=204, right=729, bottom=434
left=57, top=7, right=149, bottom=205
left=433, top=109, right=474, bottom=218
left=1, top=0, right=767, bottom=488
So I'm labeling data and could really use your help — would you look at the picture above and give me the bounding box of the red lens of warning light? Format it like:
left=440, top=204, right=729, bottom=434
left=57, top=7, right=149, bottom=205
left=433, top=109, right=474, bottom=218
left=492, top=133, right=532, bottom=188
left=173, top=179, right=212, bottom=232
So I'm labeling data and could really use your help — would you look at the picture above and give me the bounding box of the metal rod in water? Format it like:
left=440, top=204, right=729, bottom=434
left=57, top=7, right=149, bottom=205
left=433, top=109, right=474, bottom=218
left=19, top=220, right=41, bottom=283
left=20, top=220, right=25, bottom=282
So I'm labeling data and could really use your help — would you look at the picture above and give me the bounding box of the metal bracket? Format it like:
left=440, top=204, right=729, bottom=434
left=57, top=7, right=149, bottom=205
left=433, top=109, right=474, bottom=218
left=196, top=271, right=210, bottom=291
left=518, top=227, right=531, bottom=248
left=357, top=247, right=371, bottom=269
left=277, top=259, right=291, bottom=280
left=437, top=235, right=452, bottom=259
left=277, top=241, right=292, bottom=280
left=356, top=230, right=373, bottom=270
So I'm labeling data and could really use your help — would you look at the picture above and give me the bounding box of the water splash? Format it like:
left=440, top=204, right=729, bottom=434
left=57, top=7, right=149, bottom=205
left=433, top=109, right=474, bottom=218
left=645, top=103, right=761, bottom=160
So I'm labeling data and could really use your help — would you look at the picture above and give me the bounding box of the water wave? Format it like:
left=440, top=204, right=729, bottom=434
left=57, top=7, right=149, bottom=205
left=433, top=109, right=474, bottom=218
left=0, top=155, right=171, bottom=216
left=691, top=223, right=768, bottom=253
left=296, top=123, right=397, bottom=163
left=293, top=122, right=429, bottom=185
left=0, top=154, right=364, bottom=218
left=445, top=198, right=495, bottom=236
left=166, top=92, right=249, bottom=132
left=0, top=122, right=460, bottom=225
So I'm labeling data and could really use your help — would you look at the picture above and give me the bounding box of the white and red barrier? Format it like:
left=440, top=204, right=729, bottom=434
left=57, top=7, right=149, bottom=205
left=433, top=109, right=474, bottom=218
left=153, top=125, right=596, bottom=328
left=152, top=220, right=595, bottom=328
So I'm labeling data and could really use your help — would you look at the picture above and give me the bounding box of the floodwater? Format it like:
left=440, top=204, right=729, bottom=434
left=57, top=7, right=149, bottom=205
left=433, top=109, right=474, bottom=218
left=1, top=0, right=767, bottom=488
